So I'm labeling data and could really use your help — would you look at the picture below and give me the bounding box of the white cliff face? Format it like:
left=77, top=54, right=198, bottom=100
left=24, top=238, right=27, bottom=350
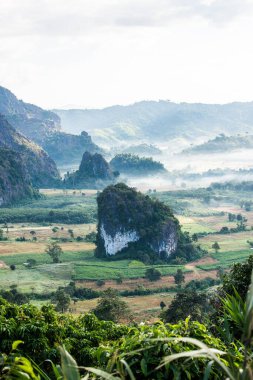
left=100, top=224, right=139, bottom=255
left=152, top=236, right=177, bottom=257
left=149, top=223, right=178, bottom=257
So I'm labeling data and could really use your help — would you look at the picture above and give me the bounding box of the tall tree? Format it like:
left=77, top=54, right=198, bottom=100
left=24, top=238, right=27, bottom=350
left=174, top=269, right=185, bottom=288
left=45, top=242, right=63, bottom=263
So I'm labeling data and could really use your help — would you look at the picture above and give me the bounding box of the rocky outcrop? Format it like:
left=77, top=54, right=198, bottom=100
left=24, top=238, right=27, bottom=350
left=0, top=148, right=35, bottom=206
left=0, top=115, right=60, bottom=187
left=0, top=86, right=102, bottom=164
left=65, top=151, right=117, bottom=188
left=95, top=183, right=179, bottom=259
left=42, top=131, right=102, bottom=164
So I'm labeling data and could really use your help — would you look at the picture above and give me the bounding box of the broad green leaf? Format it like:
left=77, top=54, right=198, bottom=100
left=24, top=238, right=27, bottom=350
left=59, top=346, right=80, bottom=380
left=12, top=340, right=24, bottom=351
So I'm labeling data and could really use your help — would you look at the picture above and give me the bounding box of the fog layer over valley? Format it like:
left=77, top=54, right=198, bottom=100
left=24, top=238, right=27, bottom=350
left=54, top=100, right=253, bottom=191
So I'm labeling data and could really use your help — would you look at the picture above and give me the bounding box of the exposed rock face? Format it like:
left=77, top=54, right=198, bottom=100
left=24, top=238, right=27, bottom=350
left=96, top=183, right=179, bottom=258
left=42, top=131, right=102, bottom=164
left=100, top=224, right=139, bottom=256
left=0, top=86, right=102, bottom=164
left=65, top=151, right=116, bottom=188
left=0, top=148, right=35, bottom=205
left=0, top=115, right=60, bottom=187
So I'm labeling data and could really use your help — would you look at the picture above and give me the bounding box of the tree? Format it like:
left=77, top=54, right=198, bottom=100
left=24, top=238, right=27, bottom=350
left=217, top=266, right=224, bottom=280
left=221, top=255, right=253, bottom=301
left=212, top=242, right=220, bottom=254
left=145, top=268, right=161, bottom=282
left=45, top=242, right=63, bottom=263
left=161, top=291, right=208, bottom=323
left=52, top=289, right=71, bottom=313
left=228, top=213, right=236, bottom=222
left=192, top=233, right=198, bottom=242
left=115, top=274, right=123, bottom=284
left=68, top=229, right=74, bottom=239
left=4, top=222, right=9, bottom=233
left=92, top=288, right=130, bottom=322
left=174, top=269, right=185, bottom=288
left=26, top=259, right=37, bottom=268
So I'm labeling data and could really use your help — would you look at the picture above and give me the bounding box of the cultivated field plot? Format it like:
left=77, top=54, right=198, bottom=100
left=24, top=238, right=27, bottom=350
left=0, top=187, right=253, bottom=298
left=73, top=292, right=176, bottom=322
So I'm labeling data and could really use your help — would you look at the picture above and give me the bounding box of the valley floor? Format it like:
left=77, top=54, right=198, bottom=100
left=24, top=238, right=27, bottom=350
left=0, top=187, right=252, bottom=320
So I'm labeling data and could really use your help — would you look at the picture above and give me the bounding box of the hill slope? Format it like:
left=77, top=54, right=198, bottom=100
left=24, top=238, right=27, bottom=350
left=110, top=154, right=166, bottom=175
left=0, top=86, right=102, bottom=164
left=0, top=115, right=60, bottom=187
left=64, top=151, right=116, bottom=188
left=55, top=101, right=253, bottom=146
left=182, top=134, right=253, bottom=154
left=0, top=148, right=35, bottom=206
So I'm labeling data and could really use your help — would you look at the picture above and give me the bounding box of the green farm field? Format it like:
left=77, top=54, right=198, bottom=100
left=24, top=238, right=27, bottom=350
left=0, top=186, right=253, bottom=317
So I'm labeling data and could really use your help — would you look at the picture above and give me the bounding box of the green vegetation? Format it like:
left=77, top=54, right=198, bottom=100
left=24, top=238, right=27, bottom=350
left=96, top=183, right=205, bottom=263
left=64, top=151, right=116, bottom=188
left=0, top=148, right=35, bottom=206
left=145, top=267, right=162, bottom=281
left=173, top=268, right=185, bottom=287
left=110, top=153, right=166, bottom=175
left=92, top=288, right=130, bottom=322
left=45, top=242, right=63, bottom=263
left=0, top=192, right=97, bottom=223
left=73, top=261, right=185, bottom=281
left=183, top=133, right=253, bottom=154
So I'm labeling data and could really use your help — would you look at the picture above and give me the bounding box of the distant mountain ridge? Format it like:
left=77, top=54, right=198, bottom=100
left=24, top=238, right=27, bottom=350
left=0, top=86, right=102, bottom=164
left=182, top=134, right=253, bottom=154
left=54, top=101, right=253, bottom=146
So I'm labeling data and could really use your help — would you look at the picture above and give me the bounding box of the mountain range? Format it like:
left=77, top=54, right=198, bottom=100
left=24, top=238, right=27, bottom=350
left=54, top=101, right=253, bottom=147
left=0, top=115, right=60, bottom=188
left=0, top=86, right=101, bottom=164
left=182, top=133, right=253, bottom=154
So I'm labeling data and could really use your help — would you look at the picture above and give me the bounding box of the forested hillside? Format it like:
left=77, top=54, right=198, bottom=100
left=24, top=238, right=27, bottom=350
left=55, top=100, right=253, bottom=145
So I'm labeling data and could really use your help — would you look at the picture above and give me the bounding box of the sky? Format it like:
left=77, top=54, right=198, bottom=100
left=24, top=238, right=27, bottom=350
left=1, top=0, right=253, bottom=109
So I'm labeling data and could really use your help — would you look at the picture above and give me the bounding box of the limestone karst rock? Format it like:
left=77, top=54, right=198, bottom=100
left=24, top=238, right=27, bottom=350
left=95, top=183, right=179, bottom=259
left=64, top=151, right=117, bottom=188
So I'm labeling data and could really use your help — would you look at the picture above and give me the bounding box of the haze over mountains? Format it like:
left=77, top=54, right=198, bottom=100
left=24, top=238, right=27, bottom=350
left=1, top=83, right=253, bottom=196
left=0, top=86, right=101, bottom=165
left=55, top=101, right=253, bottom=147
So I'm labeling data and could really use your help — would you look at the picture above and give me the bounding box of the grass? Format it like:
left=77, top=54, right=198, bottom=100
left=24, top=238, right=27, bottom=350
left=73, top=292, right=176, bottom=322
left=0, top=192, right=98, bottom=224
left=0, top=250, right=94, bottom=266
left=73, top=262, right=186, bottom=280
left=1, top=186, right=253, bottom=300
left=198, top=231, right=253, bottom=252
left=0, top=241, right=95, bottom=255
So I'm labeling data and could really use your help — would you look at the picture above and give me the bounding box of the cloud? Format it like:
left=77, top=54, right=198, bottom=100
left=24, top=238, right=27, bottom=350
left=0, top=0, right=252, bottom=38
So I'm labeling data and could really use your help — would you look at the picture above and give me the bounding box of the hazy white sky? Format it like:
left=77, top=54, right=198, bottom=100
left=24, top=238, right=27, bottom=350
left=1, top=0, right=253, bottom=109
